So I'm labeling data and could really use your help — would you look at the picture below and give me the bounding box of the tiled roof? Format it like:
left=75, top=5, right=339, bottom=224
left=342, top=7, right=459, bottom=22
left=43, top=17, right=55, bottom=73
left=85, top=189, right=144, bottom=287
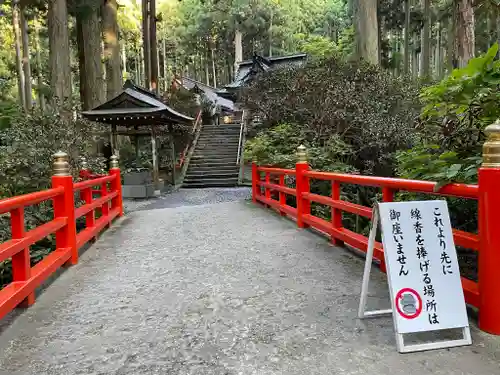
left=177, top=77, right=235, bottom=111
left=226, top=53, right=307, bottom=89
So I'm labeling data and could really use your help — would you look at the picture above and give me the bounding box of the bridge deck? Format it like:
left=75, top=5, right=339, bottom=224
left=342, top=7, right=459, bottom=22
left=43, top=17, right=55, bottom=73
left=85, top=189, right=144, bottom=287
left=0, top=188, right=499, bottom=374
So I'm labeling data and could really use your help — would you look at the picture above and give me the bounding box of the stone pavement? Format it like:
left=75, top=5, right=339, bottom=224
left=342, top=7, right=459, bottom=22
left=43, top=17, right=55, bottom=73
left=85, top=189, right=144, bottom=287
left=0, top=188, right=499, bottom=375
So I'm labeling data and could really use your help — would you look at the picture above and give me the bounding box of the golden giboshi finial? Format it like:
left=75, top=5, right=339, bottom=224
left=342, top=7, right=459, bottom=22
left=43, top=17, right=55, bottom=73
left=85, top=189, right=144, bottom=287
left=110, top=155, right=120, bottom=169
left=81, top=157, right=88, bottom=170
left=297, top=144, right=307, bottom=163
left=482, top=119, right=500, bottom=168
left=53, top=151, right=70, bottom=176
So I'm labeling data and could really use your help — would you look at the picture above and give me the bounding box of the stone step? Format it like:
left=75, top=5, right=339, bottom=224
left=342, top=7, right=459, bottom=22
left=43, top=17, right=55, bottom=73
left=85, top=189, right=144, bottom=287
left=185, top=171, right=239, bottom=179
left=202, top=125, right=241, bottom=130
left=191, top=158, right=239, bottom=164
left=195, top=143, right=238, bottom=151
left=196, top=139, right=240, bottom=144
left=187, top=167, right=240, bottom=174
left=194, top=147, right=239, bottom=152
left=199, top=130, right=240, bottom=133
left=191, top=155, right=237, bottom=160
left=182, top=178, right=239, bottom=188
left=192, top=152, right=238, bottom=158
left=188, top=161, right=239, bottom=168
left=197, top=136, right=240, bottom=141
left=199, top=132, right=241, bottom=137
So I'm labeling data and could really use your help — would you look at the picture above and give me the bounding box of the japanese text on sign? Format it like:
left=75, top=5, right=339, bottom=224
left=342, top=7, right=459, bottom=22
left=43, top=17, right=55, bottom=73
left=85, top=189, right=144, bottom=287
left=378, top=201, right=469, bottom=334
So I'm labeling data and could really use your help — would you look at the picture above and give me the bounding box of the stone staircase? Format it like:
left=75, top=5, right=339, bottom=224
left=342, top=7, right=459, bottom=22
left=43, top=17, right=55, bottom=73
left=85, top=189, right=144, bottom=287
left=183, top=124, right=241, bottom=188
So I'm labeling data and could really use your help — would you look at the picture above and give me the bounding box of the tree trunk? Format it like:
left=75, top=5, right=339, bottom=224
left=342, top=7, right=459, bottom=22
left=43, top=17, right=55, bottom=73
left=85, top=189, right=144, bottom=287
left=436, top=22, right=443, bottom=79
left=211, top=47, right=217, bottom=88
left=20, top=6, right=32, bottom=110
left=447, top=11, right=456, bottom=71
left=455, top=0, right=474, bottom=68
left=355, top=0, right=379, bottom=64
left=163, top=38, right=168, bottom=91
left=135, top=53, right=140, bottom=85
left=497, top=8, right=500, bottom=58
left=234, top=29, right=243, bottom=78
left=34, top=17, right=46, bottom=111
left=77, top=5, right=105, bottom=110
left=205, top=52, right=210, bottom=85
left=142, top=0, right=151, bottom=89
left=122, top=40, right=127, bottom=81
left=269, top=9, right=273, bottom=57
left=137, top=42, right=143, bottom=85
left=103, top=0, right=122, bottom=100
left=421, top=0, right=431, bottom=79
left=403, top=0, right=410, bottom=74
left=149, top=0, right=159, bottom=94
left=48, top=0, right=71, bottom=108
left=12, top=1, right=26, bottom=110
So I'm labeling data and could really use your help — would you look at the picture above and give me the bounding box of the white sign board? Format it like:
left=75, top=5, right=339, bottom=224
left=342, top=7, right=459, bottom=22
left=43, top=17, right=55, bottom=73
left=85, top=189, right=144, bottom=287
left=358, top=200, right=472, bottom=353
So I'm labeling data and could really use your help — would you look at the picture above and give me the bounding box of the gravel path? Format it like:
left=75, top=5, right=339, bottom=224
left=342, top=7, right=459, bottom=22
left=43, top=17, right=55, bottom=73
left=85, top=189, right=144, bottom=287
left=123, top=187, right=251, bottom=213
left=0, top=188, right=499, bottom=374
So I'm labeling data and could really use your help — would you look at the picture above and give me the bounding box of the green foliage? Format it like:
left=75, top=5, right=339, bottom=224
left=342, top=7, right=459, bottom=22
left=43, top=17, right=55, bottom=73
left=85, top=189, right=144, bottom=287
left=397, top=44, right=500, bottom=186
left=0, top=111, right=107, bottom=287
left=154, top=0, right=348, bottom=85
left=336, top=26, right=355, bottom=57
left=244, top=55, right=422, bottom=232
left=245, top=122, right=356, bottom=173
left=243, top=54, right=421, bottom=177
left=293, top=34, right=337, bottom=60
left=0, top=111, right=106, bottom=196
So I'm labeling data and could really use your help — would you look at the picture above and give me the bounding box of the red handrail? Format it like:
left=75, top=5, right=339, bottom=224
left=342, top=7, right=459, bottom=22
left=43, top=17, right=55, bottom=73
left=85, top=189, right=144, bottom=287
left=0, top=160, right=123, bottom=320
left=252, top=159, right=499, bottom=335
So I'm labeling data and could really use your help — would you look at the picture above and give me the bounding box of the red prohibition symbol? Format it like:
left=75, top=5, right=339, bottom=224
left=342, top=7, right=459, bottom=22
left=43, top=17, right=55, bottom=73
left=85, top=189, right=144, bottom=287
left=395, top=288, right=423, bottom=319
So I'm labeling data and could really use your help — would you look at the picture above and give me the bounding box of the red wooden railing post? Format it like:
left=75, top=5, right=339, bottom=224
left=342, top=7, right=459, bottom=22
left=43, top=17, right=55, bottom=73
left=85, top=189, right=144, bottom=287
left=296, top=145, right=310, bottom=228
left=265, top=172, right=271, bottom=207
left=478, top=122, right=500, bottom=335
left=279, top=175, right=286, bottom=216
left=109, top=155, right=124, bottom=217
left=252, top=162, right=259, bottom=203
left=11, top=207, right=35, bottom=306
left=331, top=181, right=344, bottom=246
left=51, top=152, right=78, bottom=265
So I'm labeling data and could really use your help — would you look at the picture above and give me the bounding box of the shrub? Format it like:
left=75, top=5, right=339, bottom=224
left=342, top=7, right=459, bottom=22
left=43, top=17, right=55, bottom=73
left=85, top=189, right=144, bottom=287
left=0, top=110, right=107, bottom=287
left=243, top=53, right=421, bottom=177
left=397, top=43, right=500, bottom=186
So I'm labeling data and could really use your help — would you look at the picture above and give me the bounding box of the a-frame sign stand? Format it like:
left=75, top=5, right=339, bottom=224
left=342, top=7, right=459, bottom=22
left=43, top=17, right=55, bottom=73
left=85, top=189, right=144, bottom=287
left=357, top=203, right=472, bottom=353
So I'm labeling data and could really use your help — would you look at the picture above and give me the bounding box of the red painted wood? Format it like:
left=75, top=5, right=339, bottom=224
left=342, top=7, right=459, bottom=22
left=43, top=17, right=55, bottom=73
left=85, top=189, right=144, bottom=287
left=279, top=175, right=286, bottom=216
left=257, top=181, right=296, bottom=196
left=10, top=207, right=34, bottom=307
left=478, top=167, right=500, bottom=334
left=252, top=163, right=483, bottom=325
left=0, top=188, right=64, bottom=214
left=0, top=165, right=123, bottom=320
left=296, top=162, right=310, bottom=228
left=303, top=170, right=478, bottom=199
left=331, top=181, right=344, bottom=246
left=251, top=163, right=259, bottom=203
left=52, top=175, right=78, bottom=265
left=110, top=169, right=124, bottom=217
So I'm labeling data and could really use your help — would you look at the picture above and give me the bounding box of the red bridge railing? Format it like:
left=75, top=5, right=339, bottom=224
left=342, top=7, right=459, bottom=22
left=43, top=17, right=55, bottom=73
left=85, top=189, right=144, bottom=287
left=252, top=123, right=500, bottom=336
left=0, top=152, right=123, bottom=320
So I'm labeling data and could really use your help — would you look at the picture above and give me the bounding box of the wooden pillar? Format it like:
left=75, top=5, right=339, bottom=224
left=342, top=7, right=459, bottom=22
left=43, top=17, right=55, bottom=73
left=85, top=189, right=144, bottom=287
left=170, top=135, right=176, bottom=185
left=151, top=125, right=159, bottom=195
left=134, top=126, right=141, bottom=164
left=111, top=123, right=118, bottom=156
